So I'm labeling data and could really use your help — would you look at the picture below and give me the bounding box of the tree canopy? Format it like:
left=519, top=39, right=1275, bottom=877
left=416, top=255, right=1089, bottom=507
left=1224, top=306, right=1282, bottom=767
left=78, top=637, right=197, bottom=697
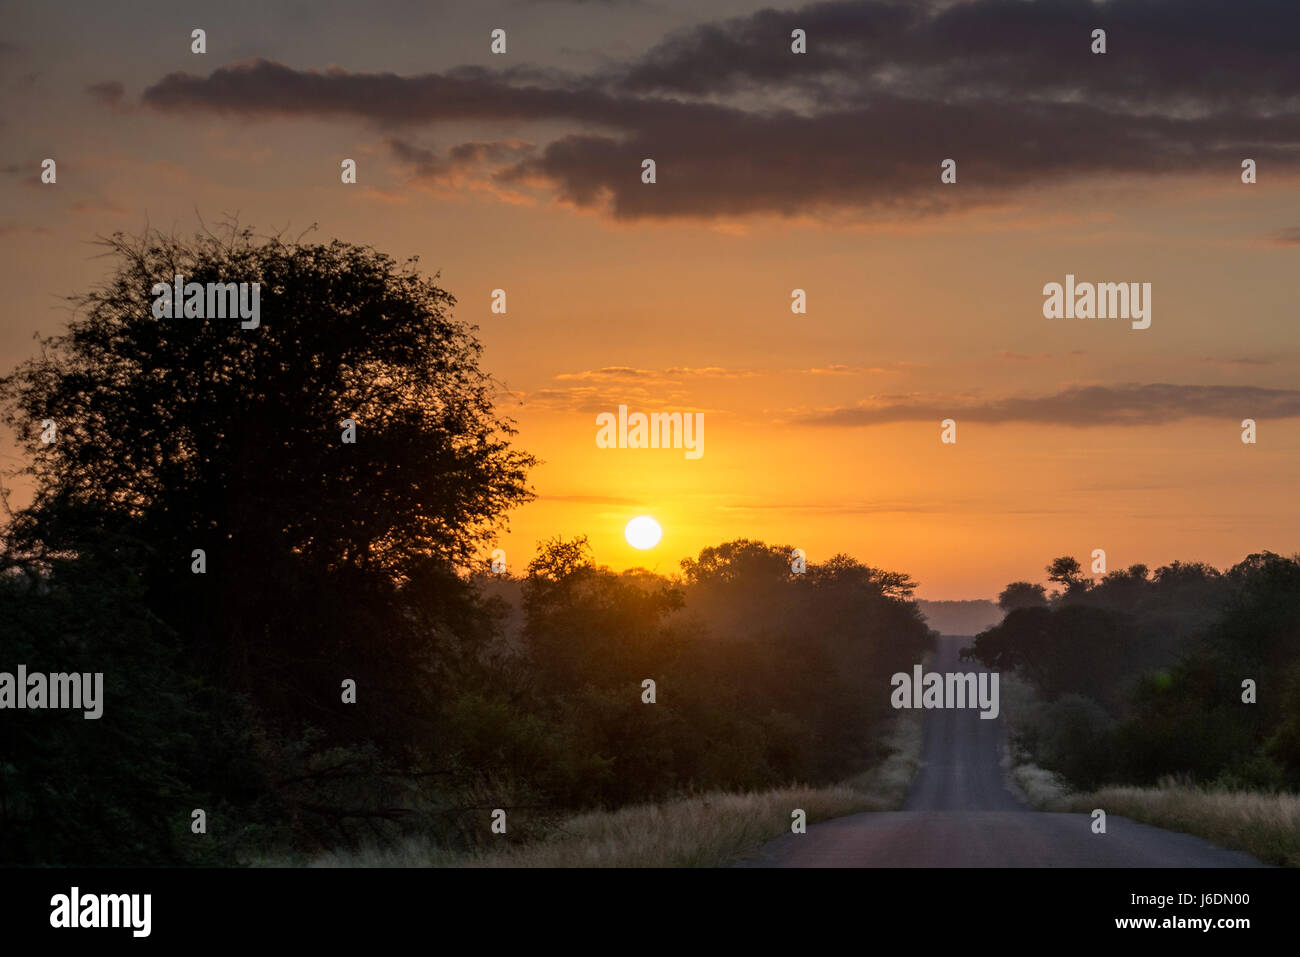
left=0, top=225, right=537, bottom=860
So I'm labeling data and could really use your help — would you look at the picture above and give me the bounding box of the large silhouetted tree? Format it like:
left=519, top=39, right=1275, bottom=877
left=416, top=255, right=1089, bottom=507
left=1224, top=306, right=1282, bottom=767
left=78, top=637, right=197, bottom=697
left=0, top=224, right=537, bottom=851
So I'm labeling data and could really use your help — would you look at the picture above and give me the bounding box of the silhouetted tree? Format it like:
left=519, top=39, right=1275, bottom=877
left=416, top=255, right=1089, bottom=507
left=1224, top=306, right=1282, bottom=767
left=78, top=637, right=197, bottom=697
left=0, top=224, right=537, bottom=854
left=997, top=581, right=1048, bottom=612
left=1046, top=555, right=1087, bottom=598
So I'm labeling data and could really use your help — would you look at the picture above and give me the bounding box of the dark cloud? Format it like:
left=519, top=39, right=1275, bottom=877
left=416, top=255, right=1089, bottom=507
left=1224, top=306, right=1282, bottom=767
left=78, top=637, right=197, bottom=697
left=141, top=59, right=642, bottom=127
left=86, top=80, right=125, bottom=107
left=799, top=383, right=1300, bottom=427
left=385, top=136, right=536, bottom=188
left=133, top=1, right=1300, bottom=222
left=617, top=1, right=915, bottom=96
left=385, top=137, right=449, bottom=178
left=621, top=0, right=1300, bottom=107
left=493, top=94, right=1290, bottom=220
left=448, top=140, right=534, bottom=165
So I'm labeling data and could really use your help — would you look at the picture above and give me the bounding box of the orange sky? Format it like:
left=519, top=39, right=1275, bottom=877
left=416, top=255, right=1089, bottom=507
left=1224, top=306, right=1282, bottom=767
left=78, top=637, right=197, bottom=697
left=3, top=1, right=1299, bottom=598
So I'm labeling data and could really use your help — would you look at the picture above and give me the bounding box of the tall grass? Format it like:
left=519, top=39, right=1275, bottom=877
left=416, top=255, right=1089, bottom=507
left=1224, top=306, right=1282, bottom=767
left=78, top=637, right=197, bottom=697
left=1010, top=761, right=1074, bottom=811
left=1062, top=780, right=1300, bottom=867
left=296, top=710, right=922, bottom=868
left=1003, top=674, right=1300, bottom=865
left=1010, top=751, right=1300, bottom=866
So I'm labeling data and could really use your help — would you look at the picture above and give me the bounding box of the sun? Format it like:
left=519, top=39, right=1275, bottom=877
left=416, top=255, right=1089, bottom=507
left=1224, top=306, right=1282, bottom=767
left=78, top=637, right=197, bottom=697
left=624, top=515, right=662, bottom=550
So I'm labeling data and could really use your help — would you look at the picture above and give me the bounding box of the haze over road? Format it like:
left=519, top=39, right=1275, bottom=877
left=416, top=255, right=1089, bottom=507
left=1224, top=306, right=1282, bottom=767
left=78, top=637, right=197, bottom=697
left=746, top=635, right=1264, bottom=867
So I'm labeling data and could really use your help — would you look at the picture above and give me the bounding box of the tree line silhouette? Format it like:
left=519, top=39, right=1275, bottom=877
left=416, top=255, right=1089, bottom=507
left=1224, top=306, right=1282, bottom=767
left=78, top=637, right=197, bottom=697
left=974, top=553, right=1300, bottom=791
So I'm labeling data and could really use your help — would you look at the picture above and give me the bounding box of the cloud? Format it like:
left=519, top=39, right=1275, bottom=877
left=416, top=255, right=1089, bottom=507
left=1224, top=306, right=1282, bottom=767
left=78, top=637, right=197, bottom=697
left=509, top=367, right=756, bottom=412
left=2, top=160, right=48, bottom=187
left=663, top=366, right=760, bottom=378
left=554, top=366, right=759, bottom=382
left=538, top=493, right=642, bottom=505
left=718, top=500, right=949, bottom=515
left=1194, top=356, right=1277, bottom=368
left=68, top=199, right=129, bottom=215
left=385, top=137, right=537, bottom=201
left=554, top=367, right=661, bottom=381
left=131, top=2, right=1300, bottom=223
left=0, top=221, right=49, bottom=237
left=802, top=362, right=914, bottom=375
left=996, top=351, right=1056, bottom=362
left=86, top=80, right=125, bottom=108
left=798, top=383, right=1300, bottom=427
left=1267, top=226, right=1300, bottom=245
left=616, top=0, right=1300, bottom=112
left=512, top=386, right=688, bottom=413
left=386, top=138, right=448, bottom=178
left=140, top=59, right=634, bottom=126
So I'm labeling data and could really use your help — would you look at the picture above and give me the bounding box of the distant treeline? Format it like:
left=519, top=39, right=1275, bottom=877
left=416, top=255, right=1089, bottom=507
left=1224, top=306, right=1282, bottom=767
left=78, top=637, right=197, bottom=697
left=973, top=555, right=1300, bottom=791
left=0, top=226, right=933, bottom=866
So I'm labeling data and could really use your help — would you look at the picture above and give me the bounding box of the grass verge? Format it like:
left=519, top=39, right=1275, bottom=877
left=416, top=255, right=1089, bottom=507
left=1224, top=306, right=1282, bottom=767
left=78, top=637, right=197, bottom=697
left=1058, top=781, right=1300, bottom=867
left=1002, top=678, right=1300, bottom=866
left=299, top=709, right=922, bottom=868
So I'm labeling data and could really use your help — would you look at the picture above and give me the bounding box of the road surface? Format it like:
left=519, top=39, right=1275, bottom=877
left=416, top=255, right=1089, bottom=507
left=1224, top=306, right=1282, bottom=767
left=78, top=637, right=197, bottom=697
left=745, top=635, right=1263, bottom=867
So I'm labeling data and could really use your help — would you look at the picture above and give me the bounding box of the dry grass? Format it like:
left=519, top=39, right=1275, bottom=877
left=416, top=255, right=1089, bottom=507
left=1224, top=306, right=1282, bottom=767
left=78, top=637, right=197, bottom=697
left=999, top=674, right=1077, bottom=812
left=300, top=711, right=922, bottom=868
left=844, top=706, right=922, bottom=802
left=1010, top=759, right=1300, bottom=867
left=1002, top=682, right=1300, bottom=866
left=1011, top=762, right=1075, bottom=812
left=1057, top=780, right=1300, bottom=867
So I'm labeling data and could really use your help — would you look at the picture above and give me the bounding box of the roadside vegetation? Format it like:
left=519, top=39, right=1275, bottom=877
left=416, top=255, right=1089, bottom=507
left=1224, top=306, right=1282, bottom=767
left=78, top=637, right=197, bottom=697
left=294, top=711, right=922, bottom=868
left=986, top=559, right=1300, bottom=866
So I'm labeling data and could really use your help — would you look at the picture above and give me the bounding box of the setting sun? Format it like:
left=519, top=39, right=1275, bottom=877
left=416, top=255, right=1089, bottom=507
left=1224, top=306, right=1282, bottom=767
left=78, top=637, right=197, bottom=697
left=624, top=516, right=663, bottom=550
